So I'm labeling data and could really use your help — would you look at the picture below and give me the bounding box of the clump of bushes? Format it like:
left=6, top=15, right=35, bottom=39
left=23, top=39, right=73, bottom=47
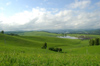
left=89, top=38, right=100, bottom=46
left=49, top=47, right=62, bottom=52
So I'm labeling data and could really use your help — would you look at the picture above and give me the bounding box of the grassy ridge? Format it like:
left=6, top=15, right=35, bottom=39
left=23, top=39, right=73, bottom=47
left=0, top=33, right=100, bottom=66
left=18, top=36, right=82, bottom=47
left=18, top=31, right=61, bottom=37
left=0, top=33, right=84, bottom=48
left=0, top=33, right=99, bottom=53
left=0, top=34, right=43, bottom=48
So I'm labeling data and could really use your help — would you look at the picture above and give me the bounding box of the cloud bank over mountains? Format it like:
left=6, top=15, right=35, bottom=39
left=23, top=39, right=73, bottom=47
left=0, top=0, right=100, bottom=31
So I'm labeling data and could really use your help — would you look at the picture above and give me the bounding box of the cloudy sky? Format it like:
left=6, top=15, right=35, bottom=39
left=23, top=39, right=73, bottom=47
left=0, top=0, right=100, bottom=31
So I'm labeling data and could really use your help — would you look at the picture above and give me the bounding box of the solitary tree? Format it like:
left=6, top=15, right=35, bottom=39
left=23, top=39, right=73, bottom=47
left=42, top=42, right=47, bottom=49
left=1, top=30, right=4, bottom=34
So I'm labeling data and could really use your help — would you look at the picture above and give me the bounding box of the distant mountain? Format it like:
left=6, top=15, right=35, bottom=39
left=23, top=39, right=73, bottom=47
left=41, top=29, right=100, bottom=35
left=4, top=29, right=100, bottom=35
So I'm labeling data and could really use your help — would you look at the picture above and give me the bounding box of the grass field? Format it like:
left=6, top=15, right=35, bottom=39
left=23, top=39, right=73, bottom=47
left=0, top=32, right=100, bottom=66
left=67, top=34, right=100, bottom=38
left=18, top=31, right=62, bottom=37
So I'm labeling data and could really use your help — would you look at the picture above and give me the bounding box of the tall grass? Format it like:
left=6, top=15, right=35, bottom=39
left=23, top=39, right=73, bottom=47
left=0, top=52, right=100, bottom=66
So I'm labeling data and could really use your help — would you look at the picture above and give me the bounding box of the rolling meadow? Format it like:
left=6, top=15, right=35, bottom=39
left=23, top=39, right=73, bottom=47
left=0, top=31, right=100, bottom=66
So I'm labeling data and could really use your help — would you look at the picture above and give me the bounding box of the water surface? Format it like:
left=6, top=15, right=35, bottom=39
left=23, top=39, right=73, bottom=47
left=58, top=36, right=78, bottom=39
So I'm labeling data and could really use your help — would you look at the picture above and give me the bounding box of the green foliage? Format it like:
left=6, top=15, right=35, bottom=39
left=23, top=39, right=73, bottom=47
left=89, top=39, right=94, bottom=46
left=89, top=38, right=100, bottom=46
left=49, top=47, right=62, bottom=52
left=95, top=38, right=99, bottom=45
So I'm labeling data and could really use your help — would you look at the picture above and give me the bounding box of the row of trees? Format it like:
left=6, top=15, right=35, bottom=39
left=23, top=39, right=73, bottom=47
left=89, top=38, right=100, bottom=46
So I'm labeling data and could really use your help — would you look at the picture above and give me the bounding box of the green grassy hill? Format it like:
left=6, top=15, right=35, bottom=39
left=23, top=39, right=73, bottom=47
left=0, top=33, right=100, bottom=66
left=0, top=33, right=86, bottom=49
left=0, top=34, right=43, bottom=48
left=18, top=31, right=61, bottom=37
left=0, top=33, right=100, bottom=54
left=68, top=34, right=100, bottom=38
left=69, top=45, right=100, bottom=54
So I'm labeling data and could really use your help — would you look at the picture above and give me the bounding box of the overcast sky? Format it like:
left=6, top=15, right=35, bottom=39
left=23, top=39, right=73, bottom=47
left=0, top=0, right=100, bottom=31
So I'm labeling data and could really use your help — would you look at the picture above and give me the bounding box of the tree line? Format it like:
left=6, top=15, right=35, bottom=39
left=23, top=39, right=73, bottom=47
left=89, top=38, right=100, bottom=46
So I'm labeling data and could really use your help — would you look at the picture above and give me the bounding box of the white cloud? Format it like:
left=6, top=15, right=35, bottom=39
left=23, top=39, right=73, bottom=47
left=0, top=7, right=100, bottom=31
left=69, top=0, right=91, bottom=9
left=0, top=8, right=47, bottom=25
left=6, top=2, right=11, bottom=6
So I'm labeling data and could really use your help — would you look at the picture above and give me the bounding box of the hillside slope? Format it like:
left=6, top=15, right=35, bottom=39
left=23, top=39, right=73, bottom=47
left=1, top=33, right=99, bottom=54
left=0, top=33, right=100, bottom=66
left=0, top=34, right=43, bottom=48
left=0, top=33, right=83, bottom=47
left=18, top=31, right=61, bottom=37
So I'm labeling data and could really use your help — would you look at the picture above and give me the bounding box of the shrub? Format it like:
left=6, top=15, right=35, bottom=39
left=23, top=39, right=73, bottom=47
left=49, top=47, right=54, bottom=50
left=49, top=47, right=62, bottom=52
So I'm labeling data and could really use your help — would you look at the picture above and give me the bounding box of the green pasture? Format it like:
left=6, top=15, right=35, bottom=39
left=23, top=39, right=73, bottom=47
left=18, top=31, right=61, bottom=37
left=67, top=34, right=100, bottom=38
left=0, top=33, right=100, bottom=66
